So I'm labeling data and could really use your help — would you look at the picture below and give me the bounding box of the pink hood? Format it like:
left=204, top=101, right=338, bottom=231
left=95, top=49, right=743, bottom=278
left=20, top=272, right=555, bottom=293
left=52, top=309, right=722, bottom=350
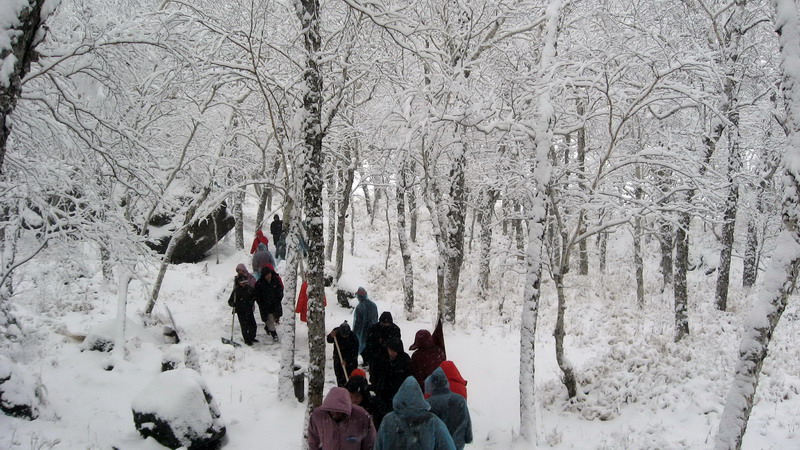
left=320, top=387, right=352, bottom=415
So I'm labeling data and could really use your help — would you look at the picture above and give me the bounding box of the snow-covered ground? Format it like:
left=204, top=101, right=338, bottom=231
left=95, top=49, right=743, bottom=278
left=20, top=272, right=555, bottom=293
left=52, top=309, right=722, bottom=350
left=1, top=196, right=799, bottom=449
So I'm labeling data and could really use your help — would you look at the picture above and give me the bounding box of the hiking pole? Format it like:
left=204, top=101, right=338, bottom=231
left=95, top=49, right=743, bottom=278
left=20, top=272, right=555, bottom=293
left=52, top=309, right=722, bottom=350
left=221, top=304, right=241, bottom=347
left=332, top=333, right=349, bottom=382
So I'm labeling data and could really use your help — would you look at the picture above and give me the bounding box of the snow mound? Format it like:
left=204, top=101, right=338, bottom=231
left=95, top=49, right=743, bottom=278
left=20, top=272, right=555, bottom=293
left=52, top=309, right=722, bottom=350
left=0, top=354, right=44, bottom=420
left=131, top=368, right=225, bottom=448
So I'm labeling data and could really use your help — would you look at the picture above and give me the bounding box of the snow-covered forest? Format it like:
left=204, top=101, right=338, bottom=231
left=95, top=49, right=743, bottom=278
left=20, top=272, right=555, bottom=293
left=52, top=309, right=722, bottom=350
left=2, top=0, right=800, bottom=448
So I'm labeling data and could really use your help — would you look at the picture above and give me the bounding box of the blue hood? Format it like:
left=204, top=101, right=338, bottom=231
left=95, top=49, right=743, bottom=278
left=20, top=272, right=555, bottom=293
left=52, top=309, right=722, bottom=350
left=393, top=376, right=430, bottom=417
left=424, top=367, right=450, bottom=396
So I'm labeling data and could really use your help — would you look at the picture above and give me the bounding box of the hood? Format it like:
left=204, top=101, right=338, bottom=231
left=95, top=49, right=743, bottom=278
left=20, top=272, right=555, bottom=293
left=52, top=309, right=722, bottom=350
left=256, top=229, right=265, bottom=238
left=379, top=311, right=393, bottom=324
left=393, top=376, right=430, bottom=416
left=424, top=367, right=450, bottom=396
left=409, top=330, right=434, bottom=351
left=257, top=242, right=267, bottom=252
left=385, top=337, right=405, bottom=354
left=320, top=387, right=352, bottom=415
left=440, top=360, right=467, bottom=386
left=356, top=287, right=368, bottom=301
left=236, top=263, right=249, bottom=273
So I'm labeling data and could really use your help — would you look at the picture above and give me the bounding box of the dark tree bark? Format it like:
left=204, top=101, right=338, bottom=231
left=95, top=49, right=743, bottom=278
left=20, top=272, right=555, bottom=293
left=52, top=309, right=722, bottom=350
left=334, top=146, right=355, bottom=280
left=396, top=161, right=415, bottom=315
left=296, top=0, right=326, bottom=414
left=234, top=189, right=245, bottom=251
left=0, top=0, right=53, bottom=174
left=442, top=138, right=467, bottom=323
left=674, top=214, right=690, bottom=342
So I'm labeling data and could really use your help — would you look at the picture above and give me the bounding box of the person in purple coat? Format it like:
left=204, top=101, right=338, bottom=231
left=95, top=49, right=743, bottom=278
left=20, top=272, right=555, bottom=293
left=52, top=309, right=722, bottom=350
left=308, top=387, right=376, bottom=450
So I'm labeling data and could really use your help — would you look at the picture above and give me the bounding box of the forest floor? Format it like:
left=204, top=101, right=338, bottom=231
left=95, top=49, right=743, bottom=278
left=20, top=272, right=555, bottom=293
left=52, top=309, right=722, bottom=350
left=1, top=201, right=799, bottom=449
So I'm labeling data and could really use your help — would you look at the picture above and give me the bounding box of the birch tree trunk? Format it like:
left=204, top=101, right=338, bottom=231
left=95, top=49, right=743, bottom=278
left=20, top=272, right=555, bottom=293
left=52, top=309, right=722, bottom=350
left=408, top=161, right=418, bottom=243
left=279, top=211, right=301, bottom=402
left=715, top=1, right=800, bottom=447
left=296, top=0, right=326, bottom=417
left=326, top=176, right=336, bottom=262
left=519, top=0, right=561, bottom=441
left=634, top=219, right=645, bottom=307
left=742, top=218, right=758, bottom=288
left=112, top=268, right=132, bottom=369
left=716, top=134, right=742, bottom=311
left=674, top=212, right=691, bottom=341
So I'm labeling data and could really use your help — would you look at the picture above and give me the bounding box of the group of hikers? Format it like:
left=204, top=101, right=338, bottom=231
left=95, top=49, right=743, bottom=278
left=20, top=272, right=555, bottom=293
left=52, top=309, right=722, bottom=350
left=312, top=288, right=472, bottom=450
left=228, top=225, right=473, bottom=449
left=227, top=217, right=286, bottom=345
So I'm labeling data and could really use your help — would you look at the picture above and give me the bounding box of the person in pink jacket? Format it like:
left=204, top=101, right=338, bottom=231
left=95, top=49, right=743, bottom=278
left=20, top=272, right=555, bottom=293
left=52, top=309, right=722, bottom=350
left=308, top=387, right=376, bottom=450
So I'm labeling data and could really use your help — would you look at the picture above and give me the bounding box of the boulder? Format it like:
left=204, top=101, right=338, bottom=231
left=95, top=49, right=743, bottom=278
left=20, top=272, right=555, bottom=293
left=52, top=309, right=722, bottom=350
left=146, top=203, right=236, bottom=264
left=132, top=369, right=225, bottom=449
left=81, top=317, right=160, bottom=353
left=0, top=355, right=43, bottom=420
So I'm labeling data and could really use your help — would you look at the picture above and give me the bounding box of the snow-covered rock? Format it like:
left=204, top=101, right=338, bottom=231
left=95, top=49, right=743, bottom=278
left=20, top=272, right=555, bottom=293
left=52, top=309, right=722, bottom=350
left=131, top=368, right=225, bottom=449
left=81, top=317, right=160, bottom=353
left=0, top=355, right=43, bottom=420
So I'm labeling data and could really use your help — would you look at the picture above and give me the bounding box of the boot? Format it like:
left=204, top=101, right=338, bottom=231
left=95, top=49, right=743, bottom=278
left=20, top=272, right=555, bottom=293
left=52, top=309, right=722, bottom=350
left=271, top=331, right=279, bottom=342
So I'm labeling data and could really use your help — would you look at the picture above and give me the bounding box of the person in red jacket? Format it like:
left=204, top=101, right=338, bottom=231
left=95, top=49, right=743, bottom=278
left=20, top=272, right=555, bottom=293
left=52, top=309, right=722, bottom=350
left=249, top=229, right=269, bottom=254
left=438, top=360, right=468, bottom=400
left=409, top=329, right=446, bottom=390
left=295, top=276, right=327, bottom=322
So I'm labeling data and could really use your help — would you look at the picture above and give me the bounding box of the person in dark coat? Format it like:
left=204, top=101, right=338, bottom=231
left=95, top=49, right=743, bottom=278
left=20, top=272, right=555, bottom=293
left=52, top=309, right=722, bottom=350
left=328, top=321, right=360, bottom=387
left=252, top=242, right=276, bottom=280
left=409, top=329, right=446, bottom=390
left=424, top=367, right=472, bottom=449
left=227, top=275, right=258, bottom=345
left=345, top=373, right=388, bottom=431
left=374, top=376, right=455, bottom=450
left=353, top=287, right=378, bottom=362
left=249, top=229, right=269, bottom=254
left=373, top=337, right=412, bottom=409
left=363, top=311, right=401, bottom=372
left=269, top=214, right=283, bottom=250
left=254, top=264, right=283, bottom=342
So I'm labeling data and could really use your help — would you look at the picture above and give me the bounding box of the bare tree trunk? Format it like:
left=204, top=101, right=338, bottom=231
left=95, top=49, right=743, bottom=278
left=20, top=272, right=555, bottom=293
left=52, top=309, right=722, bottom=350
left=255, top=187, right=271, bottom=231
left=297, top=0, right=326, bottom=418
left=112, top=268, right=132, bottom=369
left=742, top=218, right=758, bottom=288
left=326, top=176, right=336, bottom=262
left=442, top=137, right=467, bottom=323
left=361, top=183, right=373, bottom=219
left=674, top=213, right=690, bottom=341
left=634, top=218, right=645, bottom=307
left=598, top=232, right=607, bottom=273
left=408, top=161, right=418, bottom=243
left=514, top=201, right=525, bottom=261
left=0, top=0, right=53, bottom=173
left=279, top=210, right=301, bottom=402
left=520, top=1, right=561, bottom=436
left=576, top=100, right=588, bottom=275
left=478, top=188, right=496, bottom=302
left=716, top=3, right=800, bottom=447
left=384, top=192, right=392, bottom=270
left=335, top=147, right=355, bottom=280
left=716, top=136, right=742, bottom=311
left=234, top=190, right=245, bottom=251
left=100, top=246, right=113, bottom=281
left=660, top=222, right=674, bottom=289
left=553, top=273, right=577, bottom=398
left=396, top=166, right=415, bottom=315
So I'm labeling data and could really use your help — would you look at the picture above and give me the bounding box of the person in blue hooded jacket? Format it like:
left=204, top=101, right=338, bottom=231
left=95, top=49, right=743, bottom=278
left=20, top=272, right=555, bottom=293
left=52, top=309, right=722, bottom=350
left=375, top=376, right=455, bottom=450
left=424, top=367, right=472, bottom=449
left=352, top=287, right=378, bottom=363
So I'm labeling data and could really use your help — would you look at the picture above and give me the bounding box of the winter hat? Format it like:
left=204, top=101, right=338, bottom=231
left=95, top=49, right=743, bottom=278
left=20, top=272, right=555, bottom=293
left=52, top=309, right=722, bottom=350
left=235, top=263, right=248, bottom=273
left=379, top=311, right=394, bottom=324
left=338, top=322, right=352, bottom=337
left=409, top=330, right=433, bottom=351
left=350, top=368, right=367, bottom=379
left=385, top=337, right=404, bottom=353
left=356, top=287, right=368, bottom=297
left=345, top=375, right=369, bottom=395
